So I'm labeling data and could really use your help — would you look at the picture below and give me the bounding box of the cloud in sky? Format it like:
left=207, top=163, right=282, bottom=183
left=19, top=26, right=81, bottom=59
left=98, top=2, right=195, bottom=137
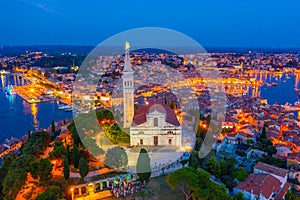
left=21, top=0, right=63, bottom=16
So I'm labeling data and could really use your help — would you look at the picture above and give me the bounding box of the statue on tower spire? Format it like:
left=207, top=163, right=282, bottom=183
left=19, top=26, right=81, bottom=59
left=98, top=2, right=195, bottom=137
left=124, top=41, right=132, bottom=72
left=125, top=41, right=130, bottom=51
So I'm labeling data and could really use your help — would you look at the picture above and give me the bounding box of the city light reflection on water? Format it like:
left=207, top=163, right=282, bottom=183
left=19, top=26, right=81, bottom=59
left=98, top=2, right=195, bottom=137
left=31, top=103, right=38, bottom=131
left=0, top=75, right=72, bottom=143
left=0, top=72, right=299, bottom=143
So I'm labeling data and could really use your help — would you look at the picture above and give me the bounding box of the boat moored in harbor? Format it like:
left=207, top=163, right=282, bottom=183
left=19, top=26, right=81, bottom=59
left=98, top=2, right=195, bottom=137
left=5, top=84, right=16, bottom=95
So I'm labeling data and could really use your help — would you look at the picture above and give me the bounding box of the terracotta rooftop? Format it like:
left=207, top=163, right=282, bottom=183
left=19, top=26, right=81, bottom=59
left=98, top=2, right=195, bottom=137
left=254, top=162, right=288, bottom=178
left=287, top=152, right=300, bottom=162
left=274, top=182, right=290, bottom=200
left=235, top=173, right=281, bottom=199
left=132, top=99, right=180, bottom=126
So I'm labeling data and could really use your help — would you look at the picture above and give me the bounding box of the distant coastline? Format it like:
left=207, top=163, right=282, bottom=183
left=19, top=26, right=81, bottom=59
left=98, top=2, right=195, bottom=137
left=1, top=45, right=300, bottom=57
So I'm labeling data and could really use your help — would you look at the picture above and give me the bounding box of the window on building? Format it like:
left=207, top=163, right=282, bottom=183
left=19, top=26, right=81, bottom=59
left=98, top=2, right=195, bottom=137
left=74, top=188, right=79, bottom=196
left=154, top=117, right=158, bottom=126
left=140, top=139, right=143, bottom=145
left=169, top=139, right=172, bottom=145
left=81, top=187, right=87, bottom=195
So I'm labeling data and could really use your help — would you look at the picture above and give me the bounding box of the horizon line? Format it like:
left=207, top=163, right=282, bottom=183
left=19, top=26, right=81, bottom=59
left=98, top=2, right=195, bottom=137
left=1, top=44, right=300, bottom=50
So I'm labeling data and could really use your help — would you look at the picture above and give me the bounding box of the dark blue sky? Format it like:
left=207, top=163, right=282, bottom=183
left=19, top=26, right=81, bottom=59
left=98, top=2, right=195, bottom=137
left=1, top=0, right=300, bottom=48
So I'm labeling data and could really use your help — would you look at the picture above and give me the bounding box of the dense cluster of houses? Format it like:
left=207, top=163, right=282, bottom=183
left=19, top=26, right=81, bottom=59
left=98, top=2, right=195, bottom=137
left=216, top=94, right=300, bottom=158
left=0, top=136, right=27, bottom=159
left=211, top=94, right=300, bottom=199
left=234, top=162, right=290, bottom=200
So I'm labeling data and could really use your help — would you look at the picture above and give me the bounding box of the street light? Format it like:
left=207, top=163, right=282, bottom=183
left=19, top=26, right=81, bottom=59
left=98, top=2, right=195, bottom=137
left=70, top=188, right=74, bottom=200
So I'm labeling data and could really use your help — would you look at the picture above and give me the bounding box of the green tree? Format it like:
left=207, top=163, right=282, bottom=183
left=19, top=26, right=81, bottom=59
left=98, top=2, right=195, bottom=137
left=233, top=168, right=248, bottom=181
left=79, top=158, right=89, bottom=183
left=2, top=132, right=50, bottom=200
left=49, top=141, right=66, bottom=160
left=63, top=156, right=70, bottom=180
left=285, top=190, right=300, bottom=200
left=284, top=190, right=300, bottom=200
left=0, top=154, right=17, bottom=199
left=258, top=125, right=277, bottom=156
left=260, top=126, right=267, bottom=139
left=66, top=144, right=71, bottom=164
left=167, top=167, right=231, bottom=200
left=166, top=167, right=201, bottom=200
left=189, top=151, right=203, bottom=169
left=136, top=148, right=151, bottom=181
left=259, top=138, right=277, bottom=156
left=67, top=120, right=81, bottom=146
left=38, top=158, right=53, bottom=183
left=194, top=168, right=230, bottom=199
left=36, top=186, right=60, bottom=200
left=96, top=109, right=114, bottom=121
left=220, top=157, right=236, bottom=176
left=73, top=144, right=80, bottom=168
left=180, top=159, right=189, bottom=167
left=206, top=157, right=221, bottom=177
left=104, top=147, right=128, bottom=169
left=51, top=120, right=56, bottom=133
left=29, top=160, right=40, bottom=179
left=233, top=192, right=245, bottom=200
left=29, top=158, right=52, bottom=183
left=27, top=129, right=31, bottom=139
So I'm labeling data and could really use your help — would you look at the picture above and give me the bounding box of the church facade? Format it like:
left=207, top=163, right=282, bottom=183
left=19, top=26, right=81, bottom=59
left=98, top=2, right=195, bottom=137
left=122, top=41, right=182, bottom=147
left=130, top=100, right=182, bottom=147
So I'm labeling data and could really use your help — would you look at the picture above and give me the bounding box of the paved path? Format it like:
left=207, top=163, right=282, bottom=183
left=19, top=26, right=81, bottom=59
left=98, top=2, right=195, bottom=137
left=74, top=190, right=112, bottom=200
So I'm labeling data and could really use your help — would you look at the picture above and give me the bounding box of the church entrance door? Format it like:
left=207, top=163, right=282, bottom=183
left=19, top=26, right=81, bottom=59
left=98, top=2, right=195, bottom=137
left=154, top=136, right=158, bottom=146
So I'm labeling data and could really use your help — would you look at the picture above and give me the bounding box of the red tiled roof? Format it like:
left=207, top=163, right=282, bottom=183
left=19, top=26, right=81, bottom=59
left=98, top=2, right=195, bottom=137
left=254, top=162, right=288, bottom=178
left=132, top=100, right=180, bottom=126
left=275, top=182, right=290, bottom=200
left=287, top=152, right=300, bottom=162
left=235, top=173, right=281, bottom=198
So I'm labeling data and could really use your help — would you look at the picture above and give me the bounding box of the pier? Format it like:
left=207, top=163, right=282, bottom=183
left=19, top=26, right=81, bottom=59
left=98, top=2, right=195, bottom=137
left=14, top=85, right=60, bottom=104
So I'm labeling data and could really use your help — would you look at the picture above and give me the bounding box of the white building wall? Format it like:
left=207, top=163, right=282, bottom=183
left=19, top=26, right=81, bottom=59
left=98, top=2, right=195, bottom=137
left=130, top=108, right=182, bottom=147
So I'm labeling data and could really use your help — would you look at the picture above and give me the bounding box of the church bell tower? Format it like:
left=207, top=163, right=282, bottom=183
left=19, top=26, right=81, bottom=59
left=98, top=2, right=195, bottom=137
left=123, top=41, right=134, bottom=128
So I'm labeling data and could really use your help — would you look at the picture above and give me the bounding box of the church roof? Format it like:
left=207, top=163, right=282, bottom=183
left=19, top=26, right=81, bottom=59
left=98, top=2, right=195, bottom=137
left=132, top=99, right=180, bottom=126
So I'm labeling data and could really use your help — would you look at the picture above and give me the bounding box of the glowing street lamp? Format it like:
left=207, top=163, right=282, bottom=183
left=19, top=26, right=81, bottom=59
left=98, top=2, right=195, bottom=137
left=70, top=188, right=74, bottom=200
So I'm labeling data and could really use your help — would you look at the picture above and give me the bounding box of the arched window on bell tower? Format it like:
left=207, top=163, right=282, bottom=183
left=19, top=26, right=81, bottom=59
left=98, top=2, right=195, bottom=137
left=154, top=117, right=158, bottom=127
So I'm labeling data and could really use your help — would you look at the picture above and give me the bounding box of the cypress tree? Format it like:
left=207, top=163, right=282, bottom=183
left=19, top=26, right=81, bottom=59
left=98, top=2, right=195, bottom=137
left=136, top=148, right=151, bottom=181
left=73, top=145, right=80, bottom=168
left=63, top=156, right=70, bottom=180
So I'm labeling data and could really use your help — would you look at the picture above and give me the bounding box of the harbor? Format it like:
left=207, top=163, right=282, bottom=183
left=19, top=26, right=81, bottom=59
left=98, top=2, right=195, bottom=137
left=0, top=74, right=73, bottom=143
